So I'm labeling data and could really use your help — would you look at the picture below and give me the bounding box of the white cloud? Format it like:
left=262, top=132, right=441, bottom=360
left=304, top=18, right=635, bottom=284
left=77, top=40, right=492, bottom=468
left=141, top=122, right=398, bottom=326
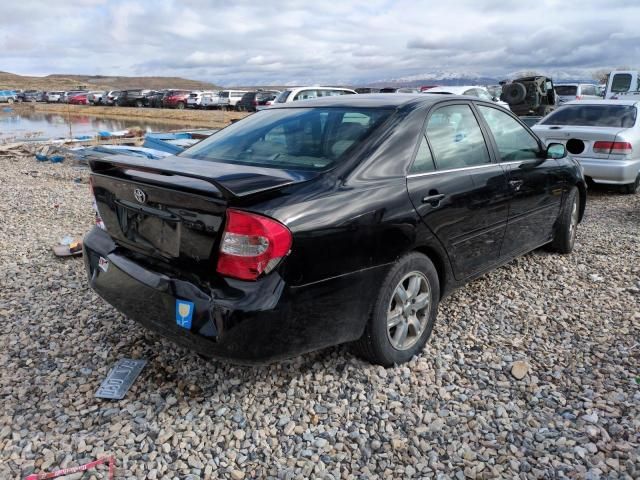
left=0, top=0, right=638, bottom=85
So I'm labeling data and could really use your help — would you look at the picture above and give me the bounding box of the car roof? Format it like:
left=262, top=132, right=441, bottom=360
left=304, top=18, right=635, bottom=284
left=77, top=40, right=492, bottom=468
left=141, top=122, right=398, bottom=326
left=268, top=93, right=479, bottom=109
left=564, top=99, right=639, bottom=106
left=286, top=86, right=357, bottom=93
left=427, top=86, right=483, bottom=94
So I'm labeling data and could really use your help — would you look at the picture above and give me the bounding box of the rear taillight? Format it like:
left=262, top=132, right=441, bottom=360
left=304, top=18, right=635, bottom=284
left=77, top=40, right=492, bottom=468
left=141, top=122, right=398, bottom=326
left=89, top=177, right=106, bottom=230
left=576, top=95, right=583, bottom=100
left=252, top=100, right=258, bottom=105
left=593, top=141, right=633, bottom=155
left=216, top=209, right=292, bottom=281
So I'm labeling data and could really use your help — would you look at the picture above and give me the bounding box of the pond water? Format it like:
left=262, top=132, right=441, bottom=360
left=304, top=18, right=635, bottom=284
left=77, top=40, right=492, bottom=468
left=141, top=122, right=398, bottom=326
left=0, top=110, right=191, bottom=141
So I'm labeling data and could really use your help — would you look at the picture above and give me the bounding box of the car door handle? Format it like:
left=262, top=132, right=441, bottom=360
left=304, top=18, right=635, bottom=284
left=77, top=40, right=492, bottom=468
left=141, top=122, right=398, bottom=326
left=422, top=193, right=445, bottom=206
left=509, top=180, right=524, bottom=191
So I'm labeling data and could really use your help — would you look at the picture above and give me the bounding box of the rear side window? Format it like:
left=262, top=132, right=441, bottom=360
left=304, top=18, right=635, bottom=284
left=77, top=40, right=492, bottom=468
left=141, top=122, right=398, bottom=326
left=540, top=105, right=637, bottom=128
left=426, top=104, right=490, bottom=170
left=611, top=74, right=632, bottom=92
left=181, top=107, right=392, bottom=171
left=293, top=90, right=318, bottom=101
left=478, top=106, right=540, bottom=161
left=409, top=135, right=435, bottom=173
left=581, top=85, right=596, bottom=96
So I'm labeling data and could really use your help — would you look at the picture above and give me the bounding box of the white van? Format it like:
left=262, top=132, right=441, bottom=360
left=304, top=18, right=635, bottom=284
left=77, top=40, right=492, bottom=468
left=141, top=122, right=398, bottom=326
left=266, top=87, right=357, bottom=109
left=218, top=90, right=248, bottom=109
left=605, top=71, right=640, bottom=100
left=554, top=83, right=602, bottom=104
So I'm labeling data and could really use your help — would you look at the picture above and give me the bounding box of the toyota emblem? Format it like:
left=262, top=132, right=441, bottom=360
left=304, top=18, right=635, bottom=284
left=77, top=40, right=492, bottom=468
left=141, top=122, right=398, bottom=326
left=133, top=188, right=147, bottom=204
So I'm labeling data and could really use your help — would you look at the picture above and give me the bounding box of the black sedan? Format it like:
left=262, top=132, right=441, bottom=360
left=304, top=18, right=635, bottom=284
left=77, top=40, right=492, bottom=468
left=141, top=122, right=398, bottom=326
left=83, top=94, right=586, bottom=366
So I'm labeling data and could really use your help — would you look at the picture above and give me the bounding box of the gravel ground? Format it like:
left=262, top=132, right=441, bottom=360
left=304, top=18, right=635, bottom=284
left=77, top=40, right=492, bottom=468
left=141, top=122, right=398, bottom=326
left=0, top=153, right=638, bottom=480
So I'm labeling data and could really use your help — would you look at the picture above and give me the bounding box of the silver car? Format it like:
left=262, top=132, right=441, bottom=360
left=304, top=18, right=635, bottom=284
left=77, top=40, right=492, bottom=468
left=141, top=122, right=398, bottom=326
left=533, top=100, right=640, bottom=193
left=555, top=83, right=602, bottom=104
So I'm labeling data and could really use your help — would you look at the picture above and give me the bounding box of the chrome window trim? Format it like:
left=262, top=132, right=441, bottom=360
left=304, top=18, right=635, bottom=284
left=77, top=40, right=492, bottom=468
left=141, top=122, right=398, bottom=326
left=406, top=163, right=499, bottom=178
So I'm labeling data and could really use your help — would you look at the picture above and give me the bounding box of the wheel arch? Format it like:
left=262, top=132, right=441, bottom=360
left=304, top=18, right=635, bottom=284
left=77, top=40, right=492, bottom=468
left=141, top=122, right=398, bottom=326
left=576, top=180, right=587, bottom=222
left=412, top=244, right=449, bottom=299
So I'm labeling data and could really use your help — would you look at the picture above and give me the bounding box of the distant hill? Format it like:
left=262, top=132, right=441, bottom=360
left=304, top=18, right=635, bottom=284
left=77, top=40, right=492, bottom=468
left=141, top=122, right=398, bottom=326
left=0, top=71, right=221, bottom=91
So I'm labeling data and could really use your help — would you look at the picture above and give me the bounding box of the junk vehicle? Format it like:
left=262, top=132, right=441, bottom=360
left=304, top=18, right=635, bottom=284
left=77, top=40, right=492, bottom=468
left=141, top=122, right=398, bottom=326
left=554, top=83, right=601, bottom=104
left=500, top=76, right=557, bottom=117
left=0, top=90, right=17, bottom=103
left=533, top=100, right=640, bottom=194
left=236, top=90, right=281, bottom=112
left=83, top=94, right=585, bottom=366
left=162, top=90, right=191, bottom=109
left=87, top=91, right=107, bottom=104
left=604, top=70, right=640, bottom=100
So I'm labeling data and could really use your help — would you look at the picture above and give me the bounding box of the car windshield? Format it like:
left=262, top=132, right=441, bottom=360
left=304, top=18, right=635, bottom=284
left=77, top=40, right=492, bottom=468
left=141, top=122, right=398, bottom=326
left=275, top=91, right=292, bottom=103
left=555, top=86, right=578, bottom=96
left=181, top=107, right=393, bottom=171
left=540, top=105, right=637, bottom=128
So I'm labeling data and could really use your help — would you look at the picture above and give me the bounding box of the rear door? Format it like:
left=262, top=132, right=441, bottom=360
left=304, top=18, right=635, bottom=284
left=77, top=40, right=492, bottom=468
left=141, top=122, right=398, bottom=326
left=476, top=104, right=562, bottom=255
left=406, top=102, right=510, bottom=280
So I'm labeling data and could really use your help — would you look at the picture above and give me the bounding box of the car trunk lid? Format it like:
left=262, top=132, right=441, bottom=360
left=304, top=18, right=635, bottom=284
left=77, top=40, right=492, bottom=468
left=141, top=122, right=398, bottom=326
left=88, top=154, right=316, bottom=271
left=533, top=125, right=629, bottom=159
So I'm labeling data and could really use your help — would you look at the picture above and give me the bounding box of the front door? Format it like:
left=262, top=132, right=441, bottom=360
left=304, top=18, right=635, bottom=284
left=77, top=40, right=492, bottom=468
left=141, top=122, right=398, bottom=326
left=476, top=104, right=563, bottom=256
left=407, top=103, right=511, bottom=280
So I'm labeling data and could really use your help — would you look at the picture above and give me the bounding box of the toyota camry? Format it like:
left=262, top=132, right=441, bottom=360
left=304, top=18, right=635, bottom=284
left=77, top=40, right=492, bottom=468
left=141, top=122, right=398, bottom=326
left=84, top=94, right=586, bottom=366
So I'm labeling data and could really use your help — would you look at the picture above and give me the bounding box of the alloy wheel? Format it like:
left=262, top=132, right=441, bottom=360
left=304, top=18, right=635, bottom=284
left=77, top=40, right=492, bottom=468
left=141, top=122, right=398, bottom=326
left=386, top=271, right=431, bottom=350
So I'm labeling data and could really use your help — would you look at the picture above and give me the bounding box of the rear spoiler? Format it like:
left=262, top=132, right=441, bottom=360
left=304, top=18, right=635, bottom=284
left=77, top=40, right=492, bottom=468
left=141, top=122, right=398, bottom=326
left=88, top=154, right=317, bottom=199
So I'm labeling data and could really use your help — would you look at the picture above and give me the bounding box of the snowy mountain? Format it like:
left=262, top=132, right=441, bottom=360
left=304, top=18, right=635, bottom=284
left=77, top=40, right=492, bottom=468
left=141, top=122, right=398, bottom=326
left=365, top=69, right=596, bottom=87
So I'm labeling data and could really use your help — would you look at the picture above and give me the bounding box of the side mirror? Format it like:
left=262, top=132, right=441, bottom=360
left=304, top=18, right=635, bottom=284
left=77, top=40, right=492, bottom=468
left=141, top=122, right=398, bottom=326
left=546, top=143, right=567, bottom=159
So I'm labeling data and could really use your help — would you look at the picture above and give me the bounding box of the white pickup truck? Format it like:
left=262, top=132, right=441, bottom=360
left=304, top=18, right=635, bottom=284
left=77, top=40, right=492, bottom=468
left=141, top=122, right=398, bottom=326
left=605, top=71, right=640, bottom=100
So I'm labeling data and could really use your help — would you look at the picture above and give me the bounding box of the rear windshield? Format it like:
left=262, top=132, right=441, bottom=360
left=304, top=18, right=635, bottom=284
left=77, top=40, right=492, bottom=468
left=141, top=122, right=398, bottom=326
left=555, top=85, right=578, bottom=96
left=540, top=105, right=637, bottom=128
left=611, top=74, right=632, bottom=93
left=181, top=107, right=392, bottom=171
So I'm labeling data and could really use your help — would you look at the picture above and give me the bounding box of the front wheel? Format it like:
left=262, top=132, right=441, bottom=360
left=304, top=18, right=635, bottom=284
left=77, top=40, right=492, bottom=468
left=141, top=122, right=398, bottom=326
left=549, top=187, right=579, bottom=254
left=351, top=252, right=439, bottom=366
left=177, top=102, right=185, bottom=110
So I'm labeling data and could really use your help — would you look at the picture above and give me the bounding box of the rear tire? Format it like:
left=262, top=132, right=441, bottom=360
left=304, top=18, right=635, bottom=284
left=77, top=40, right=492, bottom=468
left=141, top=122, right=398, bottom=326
left=351, top=253, right=439, bottom=366
left=550, top=187, right=579, bottom=254
left=177, top=102, right=185, bottom=110
left=623, top=173, right=640, bottom=194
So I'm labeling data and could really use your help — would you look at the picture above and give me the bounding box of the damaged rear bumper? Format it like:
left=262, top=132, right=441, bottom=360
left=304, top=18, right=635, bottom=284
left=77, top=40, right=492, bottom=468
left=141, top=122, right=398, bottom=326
left=83, top=227, right=384, bottom=364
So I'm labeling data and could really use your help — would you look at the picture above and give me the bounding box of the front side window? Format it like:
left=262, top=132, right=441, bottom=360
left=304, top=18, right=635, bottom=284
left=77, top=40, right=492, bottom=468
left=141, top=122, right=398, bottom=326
left=426, top=104, right=490, bottom=170
left=478, top=106, right=540, bottom=161
left=181, top=107, right=392, bottom=171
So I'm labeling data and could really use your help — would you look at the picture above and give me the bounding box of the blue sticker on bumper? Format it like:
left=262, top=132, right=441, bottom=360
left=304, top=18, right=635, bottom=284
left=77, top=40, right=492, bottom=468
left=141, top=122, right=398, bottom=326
left=176, top=300, right=195, bottom=329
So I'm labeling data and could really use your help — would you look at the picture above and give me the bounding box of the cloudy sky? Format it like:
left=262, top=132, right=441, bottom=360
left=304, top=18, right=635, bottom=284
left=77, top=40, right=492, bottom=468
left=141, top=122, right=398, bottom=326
left=1, top=0, right=639, bottom=85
